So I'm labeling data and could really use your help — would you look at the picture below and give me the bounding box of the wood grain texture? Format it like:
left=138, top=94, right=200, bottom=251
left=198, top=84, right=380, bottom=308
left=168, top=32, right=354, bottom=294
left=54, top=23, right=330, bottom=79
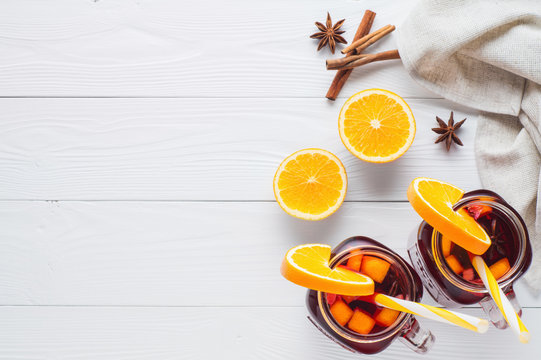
left=0, top=0, right=538, bottom=358
left=0, top=98, right=479, bottom=201
left=0, top=201, right=536, bottom=307
left=0, top=306, right=539, bottom=360
left=0, top=0, right=438, bottom=98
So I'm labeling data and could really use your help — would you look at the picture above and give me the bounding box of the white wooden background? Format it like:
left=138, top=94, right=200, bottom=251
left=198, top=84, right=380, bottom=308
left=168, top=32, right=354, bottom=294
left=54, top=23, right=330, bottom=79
left=0, top=0, right=538, bottom=359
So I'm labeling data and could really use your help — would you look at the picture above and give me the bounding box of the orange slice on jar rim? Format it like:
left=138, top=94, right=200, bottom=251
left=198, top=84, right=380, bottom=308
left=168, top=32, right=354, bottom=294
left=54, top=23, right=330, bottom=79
left=407, top=177, right=491, bottom=255
left=280, top=244, right=374, bottom=296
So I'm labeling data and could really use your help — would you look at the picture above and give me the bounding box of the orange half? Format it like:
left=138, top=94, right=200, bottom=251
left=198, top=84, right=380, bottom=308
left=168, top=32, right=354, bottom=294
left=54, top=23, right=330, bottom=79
left=338, top=89, right=415, bottom=163
left=281, top=244, right=374, bottom=296
left=273, top=149, right=347, bottom=221
left=407, top=177, right=491, bottom=255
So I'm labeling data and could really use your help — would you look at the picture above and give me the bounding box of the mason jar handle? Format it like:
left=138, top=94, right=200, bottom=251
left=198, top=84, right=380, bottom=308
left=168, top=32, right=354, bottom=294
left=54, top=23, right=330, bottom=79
left=480, top=286, right=522, bottom=329
left=399, top=317, right=435, bottom=354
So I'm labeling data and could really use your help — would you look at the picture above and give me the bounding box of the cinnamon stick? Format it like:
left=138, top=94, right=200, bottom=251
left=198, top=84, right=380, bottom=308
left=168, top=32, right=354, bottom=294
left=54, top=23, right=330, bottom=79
left=342, top=25, right=396, bottom=54
left=326, top=49, right=400, bottom=70
left=325, top=10, right=375, bottom=101
left=341, top=25, right=393, bottom=54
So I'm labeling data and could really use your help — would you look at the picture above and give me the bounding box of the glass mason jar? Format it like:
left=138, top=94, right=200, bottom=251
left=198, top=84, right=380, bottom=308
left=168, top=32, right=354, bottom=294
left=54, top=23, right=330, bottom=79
left=408, top=190, right=532, bottom=328
left=306, top=236, right=435, bottom=355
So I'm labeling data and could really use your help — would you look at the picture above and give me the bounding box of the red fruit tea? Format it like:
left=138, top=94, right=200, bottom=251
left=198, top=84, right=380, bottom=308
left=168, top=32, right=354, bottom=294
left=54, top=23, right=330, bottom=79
left=443, top=205, right=517, bottom=284
left=408, top=190, right=531, bottom=317
left=307, top=236, right=433, bottom=354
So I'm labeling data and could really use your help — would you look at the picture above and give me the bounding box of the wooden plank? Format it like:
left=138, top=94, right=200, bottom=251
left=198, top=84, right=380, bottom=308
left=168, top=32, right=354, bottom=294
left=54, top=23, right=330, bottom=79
left=0, top=0, right=437, bottom=97
left=0, top=201, right=536, bottom=307
left=0, top=306, right=538, bottom=359
left=0, top=98, right=480, bottom=201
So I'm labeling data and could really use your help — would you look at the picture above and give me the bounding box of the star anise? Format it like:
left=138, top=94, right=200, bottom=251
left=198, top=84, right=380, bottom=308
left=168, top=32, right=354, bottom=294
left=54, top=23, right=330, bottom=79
left=310, top=12, right=347, bottom=54
left=432, top=112, right=466, bottom=151
left=484, top=218, right=507, bottom=258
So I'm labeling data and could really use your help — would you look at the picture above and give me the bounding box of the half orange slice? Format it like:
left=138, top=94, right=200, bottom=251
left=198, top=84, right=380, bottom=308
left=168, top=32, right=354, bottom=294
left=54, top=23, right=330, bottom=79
left=273, top=149, right=347, bottom=221
left=407, top=177, right=491, bottom=255
left=338, top=89, right=415, bottom=163
left=281, top=244, right=374, bottom=296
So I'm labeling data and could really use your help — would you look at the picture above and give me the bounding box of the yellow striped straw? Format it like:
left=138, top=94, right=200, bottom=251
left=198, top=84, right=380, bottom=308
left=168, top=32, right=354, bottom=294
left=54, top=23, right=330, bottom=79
left=471, top=255, right=530, bottom=343
left=369, top=293, right=488, bottom=333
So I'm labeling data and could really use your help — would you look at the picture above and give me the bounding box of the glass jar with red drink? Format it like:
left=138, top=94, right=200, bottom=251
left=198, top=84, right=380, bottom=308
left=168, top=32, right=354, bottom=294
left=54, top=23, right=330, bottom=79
left=306, top=236, right=435, bottom=354
left=408, top=190, right=532, bottom=328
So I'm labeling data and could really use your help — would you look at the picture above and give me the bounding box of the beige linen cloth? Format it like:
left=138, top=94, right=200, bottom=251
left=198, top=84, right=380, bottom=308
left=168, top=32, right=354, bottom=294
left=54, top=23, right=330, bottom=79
left=396, top=0, right=541, bottom=291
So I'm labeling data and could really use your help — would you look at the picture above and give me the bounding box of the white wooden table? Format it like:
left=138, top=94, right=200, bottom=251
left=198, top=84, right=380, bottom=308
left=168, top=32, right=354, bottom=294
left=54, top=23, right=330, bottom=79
left=0, top=0, right=538, bottom=358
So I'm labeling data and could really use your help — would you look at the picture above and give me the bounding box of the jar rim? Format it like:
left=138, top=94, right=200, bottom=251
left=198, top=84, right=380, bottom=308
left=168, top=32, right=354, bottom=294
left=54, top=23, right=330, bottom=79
left=317, top=245, right=417, bottom=343
left=431, top=193, right=529, bottom=293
